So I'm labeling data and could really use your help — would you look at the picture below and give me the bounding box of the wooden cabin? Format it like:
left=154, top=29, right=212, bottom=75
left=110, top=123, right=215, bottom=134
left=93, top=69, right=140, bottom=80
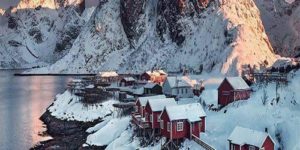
left=132, top=95, right=166, bottom=128
left=162, top=76, right=195, bottom=98
left=144, top=98, right=177, bottom=133
left=159, top=103, right=206, bottom=140
left=228, top=126, right=275, bottom=150
left=141, top=70, right=167, bottom=84
left=144, top=83, right=163, bottom=95
left=119, top=77, right=136, bottom=87
left=218, top=77, right=251, bottom=106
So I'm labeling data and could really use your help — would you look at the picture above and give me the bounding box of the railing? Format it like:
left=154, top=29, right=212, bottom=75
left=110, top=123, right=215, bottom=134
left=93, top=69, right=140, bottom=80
left=192, top=134, right=216, bottom=150
left=131, top=113, right=150, bottom=129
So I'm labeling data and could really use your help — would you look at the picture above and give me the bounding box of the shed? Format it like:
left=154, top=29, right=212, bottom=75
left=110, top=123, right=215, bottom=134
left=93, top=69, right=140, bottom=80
left=228, top=126, right=275, bottom=150
left=159, top=103, right=206, bottom=140
left=144, top=83, right=163, bottom=95
left=218, top=77, right=251, bottom=106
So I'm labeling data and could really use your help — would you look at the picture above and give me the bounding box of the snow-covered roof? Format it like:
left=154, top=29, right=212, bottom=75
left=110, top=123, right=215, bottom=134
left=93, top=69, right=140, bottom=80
left=145, top=70, right=167, bottom=76
left=165, top=76, right=193, bottom=88
left=122, top=77, right=136, bottom=82
left=137, top=95, right=166, bottom=107
left=228, top=126, right=273, bottom=147
left=147, top=98, right=177, bottom=112
left=164, top=103, right=206, bottom=122
left=225, top=77, right=250, bottom=90
left=99, top=71, right=118, bottom=77
left=144, top=82, right=159, bottom=89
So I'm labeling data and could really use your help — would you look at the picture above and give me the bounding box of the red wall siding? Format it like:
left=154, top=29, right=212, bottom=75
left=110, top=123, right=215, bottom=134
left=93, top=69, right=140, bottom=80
left=160, top=110, right=171, bottom=138
left=262, top=136, right=275, bottom=150
left=200, top=117, right=205, bottom=132
left=229, top=143, right=241, bottom=150
left=171, top=120, right=190, bottom=139
left=218, top=79, right=234, bottom=105
left=144, top=103, right=152, bottom=123
left=218, top=79, right=251, bottom=106
left=191, top=121, right=200, bottom=138
left=152, top=111, right=161, bottom=129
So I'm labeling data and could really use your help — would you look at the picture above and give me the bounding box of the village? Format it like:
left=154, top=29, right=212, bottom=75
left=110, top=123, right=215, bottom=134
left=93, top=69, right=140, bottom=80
left=57, top=66, right=300, bottom=150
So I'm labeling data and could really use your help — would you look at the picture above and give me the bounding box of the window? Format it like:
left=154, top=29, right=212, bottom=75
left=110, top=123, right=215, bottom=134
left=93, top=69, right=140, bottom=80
left=160, top=120, right=164, bottom=129
left=157, top=115, right=160, bottom=122
left=222, top=91, right=230, bottom=95
left=167, top=122, right=171, bottom=131
left=181, top=89, right=184, bottom=94
left=150, top=114, right=153, bottom=122
left=249, top=146, right=255, bottom=150
left=177, top=122, right=184, bottom=131
left=186, top=88, right=188, bottom=94
left=145, top=113, right=148, bottom=121
left=177, top=89, right=179, bottom=94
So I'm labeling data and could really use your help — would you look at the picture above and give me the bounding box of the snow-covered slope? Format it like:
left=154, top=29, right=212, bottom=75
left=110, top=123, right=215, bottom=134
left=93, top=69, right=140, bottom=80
left=255, top=0, right=300, bottom=57
left=32, top=0, right=277, bottom=75
left=0, top=0, right=87, bottom=69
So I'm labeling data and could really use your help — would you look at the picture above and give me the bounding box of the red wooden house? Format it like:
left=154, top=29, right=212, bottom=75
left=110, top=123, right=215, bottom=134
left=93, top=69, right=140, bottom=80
left=159, top=103, right=206, bottom=140
left=228, top=126, right=275, bottom=150
left=218, top=77, right=251, bottom=106
left=141, top=70, right=167, bottom=84
left=144, top=98, right=177, bottom=133
left=132, top=95, right=166, bottom=128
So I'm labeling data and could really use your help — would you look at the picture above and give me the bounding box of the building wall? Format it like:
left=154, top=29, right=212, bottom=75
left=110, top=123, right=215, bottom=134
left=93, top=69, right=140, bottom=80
left=160, top=110, right=171, bottom=138
left=218, top=79, right=234, bottom=105
left=200, top=117, right=205, bottom=132
left=152, top=111, right=161, bottom=129
left=262, top=136, right=275, bottom=150
left=162, top=80, right=172, bottom=95
left=229, top=143, right=241, bottom=150
left=171, top=87, right=194, bottom=98
left=170, top=120, right=190, bottom=139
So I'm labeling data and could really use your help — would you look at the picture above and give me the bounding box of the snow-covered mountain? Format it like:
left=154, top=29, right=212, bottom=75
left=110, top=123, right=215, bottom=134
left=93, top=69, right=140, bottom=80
left=0, top=0, right=86, bottom=68
left=255, top=0, right=300, bottom=57
left=1, top=0, right=298, bottom=75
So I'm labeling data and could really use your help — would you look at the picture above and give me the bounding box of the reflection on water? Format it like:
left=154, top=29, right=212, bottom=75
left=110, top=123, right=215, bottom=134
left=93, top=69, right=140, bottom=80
left=0, top=70, right=73, bottom=150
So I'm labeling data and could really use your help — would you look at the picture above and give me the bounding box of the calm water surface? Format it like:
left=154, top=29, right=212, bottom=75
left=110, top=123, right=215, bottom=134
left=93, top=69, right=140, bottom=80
left=0, top=70, right=73, bottom=150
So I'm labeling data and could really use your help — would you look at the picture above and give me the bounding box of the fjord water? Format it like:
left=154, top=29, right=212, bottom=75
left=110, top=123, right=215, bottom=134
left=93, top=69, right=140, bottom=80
left=0, top=70, right=72, bottom=150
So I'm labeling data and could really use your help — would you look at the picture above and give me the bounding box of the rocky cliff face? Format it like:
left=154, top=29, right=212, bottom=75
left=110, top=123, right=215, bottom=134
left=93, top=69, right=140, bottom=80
left=255, top=0, right=300, bottom=57
left=30, top=0, right=278, bottom=75
left=0, top=0, right=86, bottom=68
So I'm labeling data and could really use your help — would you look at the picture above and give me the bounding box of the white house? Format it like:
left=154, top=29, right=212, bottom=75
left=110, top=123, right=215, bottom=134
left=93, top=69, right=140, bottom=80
left=162, top=76, right=195, bottom=98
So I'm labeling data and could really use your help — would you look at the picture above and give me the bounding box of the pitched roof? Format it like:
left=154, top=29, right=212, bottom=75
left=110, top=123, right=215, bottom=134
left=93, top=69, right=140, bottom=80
left=122, top=77, right=136, bottom=82
left=99, top=71, right=118, bottom=77
left=147, top=98, right=177, bottom=112
left=228, top=126, right=273, bottom=147
left=137, top=95, right=166, bottom=107
left=145, top=70, right=167, bottom=76
left=225, top=77, right=250, bottom=90
left=164, top=103, right=206, bottom=122
left=144, top=82, right=159, bottom=89
left=165, top=76, right=193, bottom=88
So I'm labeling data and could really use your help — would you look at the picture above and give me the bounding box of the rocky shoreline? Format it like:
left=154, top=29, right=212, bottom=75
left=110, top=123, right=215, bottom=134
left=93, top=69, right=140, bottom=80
left=31, top=110, right=106, bottom=150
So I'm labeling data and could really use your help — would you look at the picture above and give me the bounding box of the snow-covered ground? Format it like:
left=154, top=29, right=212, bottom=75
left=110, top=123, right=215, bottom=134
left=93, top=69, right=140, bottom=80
left=48, top=90, right=116, bottom=122
left=200, top=71, right=300, bottom=150
left=48, top=70, right=300, bottom=149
